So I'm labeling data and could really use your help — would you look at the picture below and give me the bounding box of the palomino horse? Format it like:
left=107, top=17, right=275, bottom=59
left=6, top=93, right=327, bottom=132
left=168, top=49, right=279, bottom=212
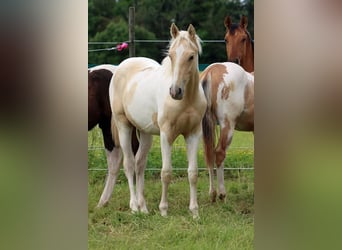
left=201, top=62, right=254, bottom=202
left=110, top=23, right=206, bottom=218
left=88, top=65, right=139, bottom=207
left=224, top=15, right=254, bottom=72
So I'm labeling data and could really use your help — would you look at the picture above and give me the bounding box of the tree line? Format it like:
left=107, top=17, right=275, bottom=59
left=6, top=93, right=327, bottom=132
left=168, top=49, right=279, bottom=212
left=89, top=0, right=254, bottom=66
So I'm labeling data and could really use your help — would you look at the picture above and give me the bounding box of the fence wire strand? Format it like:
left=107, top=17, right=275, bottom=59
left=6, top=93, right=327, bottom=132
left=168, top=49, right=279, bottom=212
left=88, top=40, right=225, bottom=52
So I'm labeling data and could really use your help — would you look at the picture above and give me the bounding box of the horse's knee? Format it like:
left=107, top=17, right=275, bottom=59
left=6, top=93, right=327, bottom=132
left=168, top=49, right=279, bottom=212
left=135, top=156, right=148, bottom=176
left=135, top=162, right=145, bottom=176
left=123, top=157, right=134, bottom=175
left=161, top=170, right=172, bottom=184
left=215, top=149, right=226, bottom=167
left=188, top=170, right=198, bottom=184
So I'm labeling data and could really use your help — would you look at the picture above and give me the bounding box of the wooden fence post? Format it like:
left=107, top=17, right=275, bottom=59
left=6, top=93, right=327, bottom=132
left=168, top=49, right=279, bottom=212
left=129, top=7, right=135, bottom=57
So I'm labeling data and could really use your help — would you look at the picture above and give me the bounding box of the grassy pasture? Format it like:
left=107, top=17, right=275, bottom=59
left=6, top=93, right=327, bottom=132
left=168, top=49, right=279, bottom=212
left=88, top=127, right=254, bottom=249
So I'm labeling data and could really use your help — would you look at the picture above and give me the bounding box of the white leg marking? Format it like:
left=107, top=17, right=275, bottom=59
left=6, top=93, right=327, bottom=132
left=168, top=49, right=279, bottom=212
left=186, top=134, right=200, bottom=219
left=97, top=148, right=122, bottom=207
left=208, top=167, right=217, bottom=202
left=135, top=132, right=153, bottom=213
left=118, top=126, right=138, bottom=212
left=159, top=132, right=172, bottom=217
left=217, top=162, right=226, bottom=201
left=216, top=127, right=234, bottom=201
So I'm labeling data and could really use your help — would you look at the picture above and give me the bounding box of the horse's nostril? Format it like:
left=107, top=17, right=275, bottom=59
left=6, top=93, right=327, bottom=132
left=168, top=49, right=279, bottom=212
left=177, top=88, right=182, bottom=95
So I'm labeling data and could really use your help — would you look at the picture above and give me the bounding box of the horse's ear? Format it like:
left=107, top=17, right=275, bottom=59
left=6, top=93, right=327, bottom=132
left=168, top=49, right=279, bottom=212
left=224, top=16, right=232, bottom=30
left=187, top=24, right=196, bottom=39
left=170, top=23, right=179, bottom=38
left=240, top=15, right=248, bottom=30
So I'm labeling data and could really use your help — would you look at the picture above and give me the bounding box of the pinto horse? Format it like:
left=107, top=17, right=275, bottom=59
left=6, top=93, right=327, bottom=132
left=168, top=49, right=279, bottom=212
left=88, top=65, right=139, bottom=207
left=201, top=62, right=254, bottom=202
left=224, top=15, right=254, bottom=72
left=110, top=23, right=206, bottom=218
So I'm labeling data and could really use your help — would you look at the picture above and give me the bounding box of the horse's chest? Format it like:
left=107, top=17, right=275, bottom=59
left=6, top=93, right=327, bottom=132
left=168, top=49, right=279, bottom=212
left=160, top=105, right=202, bottom=137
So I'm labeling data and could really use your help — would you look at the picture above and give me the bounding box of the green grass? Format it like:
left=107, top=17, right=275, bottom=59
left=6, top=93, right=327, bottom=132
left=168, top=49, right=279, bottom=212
left=88, top=127, right=254, bottom=249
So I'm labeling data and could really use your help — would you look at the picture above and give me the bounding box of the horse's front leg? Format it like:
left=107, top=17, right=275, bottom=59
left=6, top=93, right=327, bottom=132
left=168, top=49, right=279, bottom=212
left=185, top=133, right=201, bottom=219
left=159, top=131, right=172, bottom=217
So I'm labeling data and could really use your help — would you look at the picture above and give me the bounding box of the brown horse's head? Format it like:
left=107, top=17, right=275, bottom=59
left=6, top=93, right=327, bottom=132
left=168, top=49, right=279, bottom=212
left=224, top=16, right=254, bottom=72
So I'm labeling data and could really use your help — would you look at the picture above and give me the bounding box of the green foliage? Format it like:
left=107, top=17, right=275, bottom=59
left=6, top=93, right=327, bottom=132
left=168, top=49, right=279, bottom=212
left=88, top=0, right=254, bottom=64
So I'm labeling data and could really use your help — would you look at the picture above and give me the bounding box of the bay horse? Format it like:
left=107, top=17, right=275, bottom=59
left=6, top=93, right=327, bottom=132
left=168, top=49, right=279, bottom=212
left=201, top=62, right=254, bottom=202
left=88, top=64, right=139, bottom=207
left=110, top=23, right=206, bottom=218
left=224, top=15, right=254, bottom=72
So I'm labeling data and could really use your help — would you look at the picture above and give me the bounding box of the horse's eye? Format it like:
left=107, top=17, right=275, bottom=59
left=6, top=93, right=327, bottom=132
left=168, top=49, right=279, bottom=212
left=189, top=55, right=194, bottom=61
left=242, top=38, right=246, bottom=43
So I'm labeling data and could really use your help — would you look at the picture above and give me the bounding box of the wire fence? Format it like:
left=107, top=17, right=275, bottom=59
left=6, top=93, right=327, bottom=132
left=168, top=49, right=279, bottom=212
left=88, top=39, right=226, bottom=71
left=88, top=128, right=254, bottom=172
left=88, top=39, right=225, bottom=52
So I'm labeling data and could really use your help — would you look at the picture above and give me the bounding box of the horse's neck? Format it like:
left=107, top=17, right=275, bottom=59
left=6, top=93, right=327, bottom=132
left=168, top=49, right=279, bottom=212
left=241, top=39, right=254, bottom=73
left=184, top=70, right=200, bottom=102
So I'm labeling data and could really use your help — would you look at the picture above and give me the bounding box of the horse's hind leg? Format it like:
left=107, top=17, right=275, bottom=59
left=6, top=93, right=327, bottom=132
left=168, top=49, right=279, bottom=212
left=118, top=126, right=138, bottom=212
left=208, top=167, right=217, bottom=202
left=134, top=132, right=153, bottom=213
left=97, top=121, right=121, bottom=207
left=97, top=147, right=122, bottom=207
left=215, top=122, right=234, bottom=201
left=216, top=162, right=226, bottom=201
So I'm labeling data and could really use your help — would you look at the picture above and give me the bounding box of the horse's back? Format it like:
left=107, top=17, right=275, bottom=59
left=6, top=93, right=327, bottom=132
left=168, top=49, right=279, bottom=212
left=113, top=56, right=160, bottom=95
left=89, top=64, right=117, bottom=74
left=116, top=57, right=159, bottom=78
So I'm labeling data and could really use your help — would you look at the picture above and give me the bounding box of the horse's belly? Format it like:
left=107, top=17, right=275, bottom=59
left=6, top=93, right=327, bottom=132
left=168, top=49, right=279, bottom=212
left=130, top=114, right=160, bottom=135
left=125, top=98, right=160, bottom=135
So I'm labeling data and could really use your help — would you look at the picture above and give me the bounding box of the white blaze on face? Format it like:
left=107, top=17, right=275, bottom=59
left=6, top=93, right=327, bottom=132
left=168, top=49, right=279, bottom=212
left=172, top=44, right=185, bottom=87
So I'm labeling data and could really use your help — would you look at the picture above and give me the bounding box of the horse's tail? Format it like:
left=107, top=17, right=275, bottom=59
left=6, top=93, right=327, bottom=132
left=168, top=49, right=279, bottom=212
left=201, top=72, right=216, bottom=169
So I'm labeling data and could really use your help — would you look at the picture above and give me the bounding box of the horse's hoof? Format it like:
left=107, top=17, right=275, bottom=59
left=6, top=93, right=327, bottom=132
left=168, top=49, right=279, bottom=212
left=210, top=190, right=217, bottom=203
left=160, top=210, right=168, bottom=217
left=140, top=207, right=149, bottom=214
left=192, top=214, right=200, bottom=220
left=191, top=211, right=199, bottom=220
left=218, top=193, right=226, bottom=201
left=96, top=201, right=107, bottom=208
left=130, top=205, right=139, bottom=213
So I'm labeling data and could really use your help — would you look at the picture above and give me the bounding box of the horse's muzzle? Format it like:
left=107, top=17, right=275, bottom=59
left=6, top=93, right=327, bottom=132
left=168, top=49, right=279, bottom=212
left=169, top=87, right=183, bottom=100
